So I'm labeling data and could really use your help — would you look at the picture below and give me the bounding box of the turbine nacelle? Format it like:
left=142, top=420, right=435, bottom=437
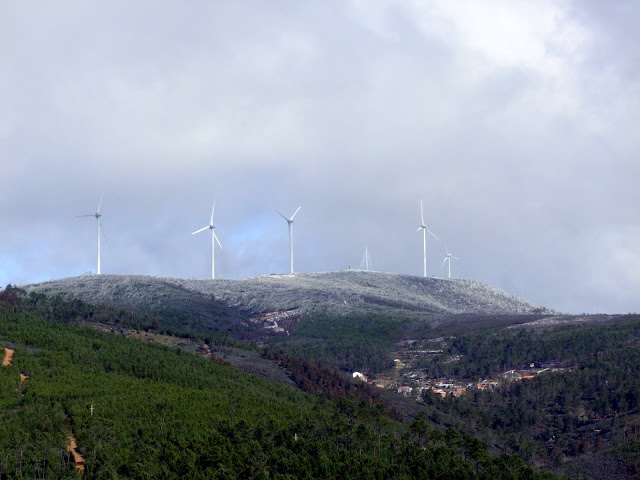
left=191, top=224, right=218, bottom=235
left=277, top=206, right=301, bottom=225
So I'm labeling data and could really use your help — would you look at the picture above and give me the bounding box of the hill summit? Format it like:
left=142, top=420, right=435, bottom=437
left=25, top=270, right=552, bottom=320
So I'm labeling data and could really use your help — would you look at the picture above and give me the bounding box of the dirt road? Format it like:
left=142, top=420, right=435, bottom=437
left=2, top=347, right=14, bottom=366
left=5, top=347, right=83, bottom=472
left=67, top=434, right=85, bottom=473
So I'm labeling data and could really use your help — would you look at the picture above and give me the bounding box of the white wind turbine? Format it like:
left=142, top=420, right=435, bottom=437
left=417, top=200, right=438, bottom=277
left=276, top=206, right=301, bottom=274
left=192, top=201, right=223, bottom=279
left=76, top=195, right=105, bottom=275
left=359, top=244, right=372, bottom=271
left=441, top=242, right=459, bottom=279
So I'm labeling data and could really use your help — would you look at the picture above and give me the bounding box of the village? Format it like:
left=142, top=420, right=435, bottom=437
left=351, top=343, right=573, bottom=400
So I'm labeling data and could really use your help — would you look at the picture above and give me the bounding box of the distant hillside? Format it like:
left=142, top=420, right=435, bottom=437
left=10, top=278, right=640, bottom=479
left=22, top=271, right=555, bottom=374
left=0, top=291, right=566, bottom=479
left=25, top=270, right=552, bottom=323
left=24, top=274, right=248, bottom=338
left=178, top=270, right=553, bottom=315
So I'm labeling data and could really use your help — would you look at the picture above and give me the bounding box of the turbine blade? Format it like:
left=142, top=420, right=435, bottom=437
left=214, top=232, right=223, bottom=249
left=75, top=214, right=94, bottom=217
left=427, top=230, right=439, bottom=240
left=420, top=200, right=424, bottom=225
left=416, top=226, right=423, bottom=233
left=275, top=210, right=289, bottom=221
left=192, top=226, right=209, bottom=235
left=210, top=201, right=216, bottom=225
left=290, top=206, right=302, bottom=221
left=97, top=194, right=103, bottom=214
left=99, top=222, right=107, bottom=241
left=452, top=256, right=459, bottom=260
left=441, top=257, right=448, bottom=269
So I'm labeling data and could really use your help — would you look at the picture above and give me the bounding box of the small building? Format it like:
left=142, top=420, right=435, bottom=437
left=451, top=388, right=467, bottom=397
left=477, top=380, right=498, bottom=390
left=397, top=386, right=413, bottom=396
left=373, top=379, right=393, bottom=389
left=436, top=382, right=452, bottom=388
left=502, top=370, right=522, bottom=381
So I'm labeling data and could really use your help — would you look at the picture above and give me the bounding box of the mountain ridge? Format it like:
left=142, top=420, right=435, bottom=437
left=24, top=269, right=554, bottom=319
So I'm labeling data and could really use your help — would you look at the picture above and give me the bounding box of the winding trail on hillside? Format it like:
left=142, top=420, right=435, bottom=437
left=67, top=434, right=85, bottom=473
left=64, top=413, right=86, bottom=473
left=3, top=347, right=30, bottom=389
left=5, top=347, right=83, bottom=472
left=4, top=347, right=82, bottom=471
left=2, top=347, right=14, bottom=366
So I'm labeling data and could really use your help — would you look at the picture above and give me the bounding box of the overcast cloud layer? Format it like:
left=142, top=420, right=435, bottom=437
left=1, top=0, right=638, bottom=314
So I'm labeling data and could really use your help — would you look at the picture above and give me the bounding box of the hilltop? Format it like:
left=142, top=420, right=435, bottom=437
left=21, top=271, right=556, bottom=375
left=25, top=269, right=552, bottom=323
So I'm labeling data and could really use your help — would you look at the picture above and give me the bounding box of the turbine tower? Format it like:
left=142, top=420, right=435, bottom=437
left=441, top=242, right=459, bottom=279
left=276, top=206, right=301, bottom=274
left=77, top=195, right=104, bottom=275
left=359, top=244, right=372, bottom=271
left=192, top=201, right=223, bottom=279
left=417, top=200, right=438, bottom=277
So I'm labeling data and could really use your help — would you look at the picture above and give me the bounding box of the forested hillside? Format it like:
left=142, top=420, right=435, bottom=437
left=22, top=272, right=555, bottom=375
left=0, top=286, right=563, bottom=479
left=7, top=279, right=640, bottom=479
left=385, top=314, right=640, bottom=479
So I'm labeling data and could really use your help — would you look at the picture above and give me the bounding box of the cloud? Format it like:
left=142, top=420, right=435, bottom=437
left=1, top=0, right=637, bottom=313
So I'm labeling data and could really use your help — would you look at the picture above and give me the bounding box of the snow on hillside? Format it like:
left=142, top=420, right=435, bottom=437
left=24, top=270, right=553, bottom=318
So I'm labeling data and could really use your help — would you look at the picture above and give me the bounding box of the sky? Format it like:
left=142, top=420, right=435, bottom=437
left=1, top=0, right=638, bottom=314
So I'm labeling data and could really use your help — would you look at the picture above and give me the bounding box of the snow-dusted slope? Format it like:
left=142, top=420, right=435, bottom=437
left=25, top=270, right=552, bottom=318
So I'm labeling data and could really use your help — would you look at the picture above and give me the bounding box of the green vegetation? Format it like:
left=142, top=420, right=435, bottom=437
left=7, top=281, right=640, bottom=478
left=0, top=286, right=564, bottom=479
left=414, top=316, right=640, bottom=378
left=280, top=312, right=404, bottom=373
left=404, top=316, right=640, bottom=478
left=271, top=312, right=548, bottom=375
